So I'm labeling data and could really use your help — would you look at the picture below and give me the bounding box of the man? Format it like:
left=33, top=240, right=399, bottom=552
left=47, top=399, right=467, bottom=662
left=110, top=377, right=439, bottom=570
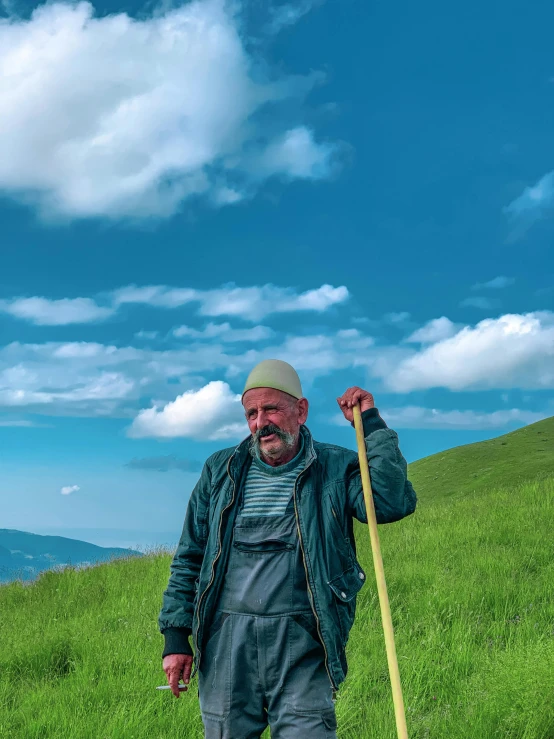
left=159, top=359, right=417, bottom=738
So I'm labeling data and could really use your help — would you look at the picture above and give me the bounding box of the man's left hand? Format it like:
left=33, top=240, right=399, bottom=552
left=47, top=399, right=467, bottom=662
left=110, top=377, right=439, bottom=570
left=337, top=387, right=375, bottom=423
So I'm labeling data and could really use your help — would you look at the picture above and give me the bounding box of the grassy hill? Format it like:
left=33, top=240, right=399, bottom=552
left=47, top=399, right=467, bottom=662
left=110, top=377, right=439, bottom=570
left=405, top=414, right=554, bottom=503
left=1, top=421, right=553, bottom=738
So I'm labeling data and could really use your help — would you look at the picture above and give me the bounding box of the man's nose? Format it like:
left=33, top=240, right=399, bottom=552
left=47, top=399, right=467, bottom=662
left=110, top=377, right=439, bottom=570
left=255, top=410, right=271, bottom=429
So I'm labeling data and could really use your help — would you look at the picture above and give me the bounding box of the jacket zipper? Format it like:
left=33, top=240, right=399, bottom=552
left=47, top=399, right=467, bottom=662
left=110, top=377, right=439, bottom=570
left=293, top=460, right=337, bottom=691
left=190, top=455, right=237, bottom=679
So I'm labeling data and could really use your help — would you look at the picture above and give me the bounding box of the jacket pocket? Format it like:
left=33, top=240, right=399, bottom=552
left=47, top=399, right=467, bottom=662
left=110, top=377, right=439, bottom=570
left=233, top=539, right=295, bottom=553
left=327, top=561, right=366, bottom=643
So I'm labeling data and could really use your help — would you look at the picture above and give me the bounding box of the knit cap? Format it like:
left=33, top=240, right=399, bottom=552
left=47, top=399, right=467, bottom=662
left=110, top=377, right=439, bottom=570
left=242, top=359, right=303, bottom=401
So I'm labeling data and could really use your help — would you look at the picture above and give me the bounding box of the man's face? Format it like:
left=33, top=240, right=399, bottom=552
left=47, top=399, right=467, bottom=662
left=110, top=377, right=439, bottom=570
left=243, top=387, right=307, bottom=463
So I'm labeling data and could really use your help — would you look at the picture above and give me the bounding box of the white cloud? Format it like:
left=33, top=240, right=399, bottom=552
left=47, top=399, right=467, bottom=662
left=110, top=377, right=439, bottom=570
left=334, top=328, right=374, bottom=349
left=173, top=322, right=274, bottom=342
left=504, top=171, right=554, bottom=235
left=0, top=297, right=114, bottom=325
left=51, top=342, right=119, bottom=359
left=471, top=276, right=515, bottom=290
left=212, top=187, right=244, bottom=205
left=61, top=372, right=134, bottom=401
left=4, top=326, right=374, bottom=427
left=329, top=406, right=549, bottom=430
left=111, top=282, right=349, bottom=321
left=254, top=127, right=336, bottom=180
left=198, top=283, right=349, bottom=321
left=0, top=0, right=339, bottom=220
left=2, top=310, right=553, bottom=423
left=61, top=485, right=80, bottom=495
left=113, top=285, right=197, bottom=309
left=127, top=380, right=246, bottom=439
left=0, top=372, right=133, bottom=406
left=383, top=311, right=410, bottom=324
left=404, top=317, right=460, bottom=344
left=290, top=284, right=349, bottom=312
left=379, top=311, right=554, bottom=392
left=2, top=282, right=349, bottom=326
left=135, top=330, right=159, bottom=340
left=0, top=353, right=136, bottom=413
left=265, top=0, right=319, bottom=33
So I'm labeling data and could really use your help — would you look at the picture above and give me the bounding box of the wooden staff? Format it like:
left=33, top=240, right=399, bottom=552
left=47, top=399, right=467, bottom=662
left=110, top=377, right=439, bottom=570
left=352, top=403, right=409, bottom=739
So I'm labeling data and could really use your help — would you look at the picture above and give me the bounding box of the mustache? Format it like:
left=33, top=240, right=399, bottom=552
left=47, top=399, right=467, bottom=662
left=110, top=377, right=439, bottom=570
left=249, top=424, right=297, bottom=460
left=255, top=424, right=283, bottom=440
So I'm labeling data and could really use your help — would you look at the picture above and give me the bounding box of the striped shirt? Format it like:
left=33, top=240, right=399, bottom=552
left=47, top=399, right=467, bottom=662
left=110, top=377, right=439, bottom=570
left=241, top=433, right=306, bottom=517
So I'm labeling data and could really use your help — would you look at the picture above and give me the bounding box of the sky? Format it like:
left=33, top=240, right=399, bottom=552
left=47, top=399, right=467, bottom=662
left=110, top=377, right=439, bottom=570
left=1, top=0, right=553, bottom=553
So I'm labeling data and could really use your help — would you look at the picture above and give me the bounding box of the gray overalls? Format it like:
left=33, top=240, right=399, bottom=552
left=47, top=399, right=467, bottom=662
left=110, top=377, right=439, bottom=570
left=197, top=459, right=338, bottom=738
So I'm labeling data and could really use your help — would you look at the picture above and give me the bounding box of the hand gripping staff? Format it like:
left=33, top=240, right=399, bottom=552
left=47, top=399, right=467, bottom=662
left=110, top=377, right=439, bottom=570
left=352, top=403, right=409, bottom=739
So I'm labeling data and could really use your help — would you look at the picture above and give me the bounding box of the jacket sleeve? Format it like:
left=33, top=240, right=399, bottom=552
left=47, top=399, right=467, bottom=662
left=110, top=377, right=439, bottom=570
left=346, top=407, right=417, bottom=524
left=158, top=460, right=212, bottom=658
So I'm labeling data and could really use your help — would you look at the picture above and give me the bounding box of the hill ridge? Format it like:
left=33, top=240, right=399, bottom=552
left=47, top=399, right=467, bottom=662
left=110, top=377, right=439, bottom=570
left=407, top=414, right=553, bottom=502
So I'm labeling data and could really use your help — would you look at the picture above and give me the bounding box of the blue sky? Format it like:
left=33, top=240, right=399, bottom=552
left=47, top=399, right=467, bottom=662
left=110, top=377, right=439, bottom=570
left=1, top=0, right=553, bottom=552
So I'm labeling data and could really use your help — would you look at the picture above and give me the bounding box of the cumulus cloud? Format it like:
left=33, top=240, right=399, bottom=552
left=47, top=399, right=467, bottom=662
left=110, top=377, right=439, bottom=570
left=404, top=317, right=460, bottom=344
left=113, top=282, right=349, bottom=321
left=471, top=276, right=515, bottom=290
left=2, top=310, right=553, bottom=424
left=0, top=355, right=136, bottom=414
left=61, top=485, right=80, bottom=495
left=0, top=297, right=114, bottom=325
left=198, top=283, right=349, bottom=321
left=3, top=281, right=349, bottom=325
left=504, top=171, right=554, bottom=237
left=127, top=380, right=246, bottom=439
left=0, top=0, right=340, bottom=220
left=329, top=406, right=548, bottom=430
left=0, top=329, right=371, bottom=420
left=378, top=311, right=554, bottom=392
left=173, top=322, right=274, bottom=342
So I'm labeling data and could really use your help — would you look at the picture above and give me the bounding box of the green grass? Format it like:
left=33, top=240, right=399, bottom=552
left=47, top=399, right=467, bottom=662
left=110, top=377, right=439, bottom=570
left=1, top=422, right=553, bottom=738
left=406, top=414, right=554, bottom=503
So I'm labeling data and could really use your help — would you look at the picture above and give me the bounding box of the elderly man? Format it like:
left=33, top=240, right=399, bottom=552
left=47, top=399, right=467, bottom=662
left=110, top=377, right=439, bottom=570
left=159, top=359, right=417, bottom=738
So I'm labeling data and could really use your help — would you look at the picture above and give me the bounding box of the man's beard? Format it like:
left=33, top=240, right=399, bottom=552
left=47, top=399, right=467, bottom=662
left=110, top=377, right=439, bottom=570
left=248, top=423, right=297, bottom=462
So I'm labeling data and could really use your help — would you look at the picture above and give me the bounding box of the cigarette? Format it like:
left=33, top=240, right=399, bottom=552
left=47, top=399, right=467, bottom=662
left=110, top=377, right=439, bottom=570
left=156, top=685, right=188, bottom=691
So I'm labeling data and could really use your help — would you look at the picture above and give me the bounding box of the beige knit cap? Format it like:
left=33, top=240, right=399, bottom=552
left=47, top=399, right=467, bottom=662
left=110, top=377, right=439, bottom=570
left=242, top=359, right=303, bottom=400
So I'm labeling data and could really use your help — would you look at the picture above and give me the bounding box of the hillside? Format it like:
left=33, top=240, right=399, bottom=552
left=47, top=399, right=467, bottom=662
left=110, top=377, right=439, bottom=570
left=405, top=414, right=554, bottom=502
left=0, top=529, right=143, bottom=585
left=0, top=422, right=552, bottom=737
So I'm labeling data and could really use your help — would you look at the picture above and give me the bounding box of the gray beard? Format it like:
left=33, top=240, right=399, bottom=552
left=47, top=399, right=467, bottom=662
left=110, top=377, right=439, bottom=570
left=248, top=428, right=298, bottom=463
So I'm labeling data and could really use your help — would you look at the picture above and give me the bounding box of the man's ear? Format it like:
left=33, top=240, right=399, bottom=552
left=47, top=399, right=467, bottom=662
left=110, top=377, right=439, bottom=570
left=298, top=398, right=309, bottom=425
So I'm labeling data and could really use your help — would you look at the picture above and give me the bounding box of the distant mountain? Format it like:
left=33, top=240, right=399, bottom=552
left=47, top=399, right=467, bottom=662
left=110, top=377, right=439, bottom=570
left=0, top=529, right=143, bottom=585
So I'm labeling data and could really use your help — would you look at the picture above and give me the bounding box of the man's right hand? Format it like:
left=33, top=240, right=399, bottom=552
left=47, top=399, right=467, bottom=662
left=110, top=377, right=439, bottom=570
left=163, top=654, right=194, bottom=698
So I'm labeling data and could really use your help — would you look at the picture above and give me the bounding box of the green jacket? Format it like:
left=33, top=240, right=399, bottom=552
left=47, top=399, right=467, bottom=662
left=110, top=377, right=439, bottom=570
left=158, top=408, right=417, bottom=690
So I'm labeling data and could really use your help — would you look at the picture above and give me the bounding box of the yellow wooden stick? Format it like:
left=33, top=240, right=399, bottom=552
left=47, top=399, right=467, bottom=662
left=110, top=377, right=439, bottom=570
left=352, top=403, right=409, bottom=739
